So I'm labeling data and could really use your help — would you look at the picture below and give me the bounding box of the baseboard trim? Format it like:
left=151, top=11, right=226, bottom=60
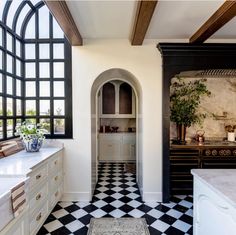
left=61, top=192, right=91, bottom=202
left=143, top=192, right=163, bottom=202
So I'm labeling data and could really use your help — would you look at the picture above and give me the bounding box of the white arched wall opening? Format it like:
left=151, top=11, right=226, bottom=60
left=91, top=68, right=143, bottom=198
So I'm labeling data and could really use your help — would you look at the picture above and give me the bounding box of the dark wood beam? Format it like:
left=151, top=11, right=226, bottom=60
left=131, top=0, right=158, bottom=45
left=44, top=0, right=83, bottom=46
left=190, top=0, right=236, bottom=44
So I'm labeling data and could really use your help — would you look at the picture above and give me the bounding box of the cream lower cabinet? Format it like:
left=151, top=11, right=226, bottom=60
left=0, top=150, right=63, bottom=235
left=99, top=133, right=135, bottom=161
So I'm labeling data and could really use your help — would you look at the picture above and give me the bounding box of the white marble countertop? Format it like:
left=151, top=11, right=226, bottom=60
left=192, top=169, right=236, bottom=208
left=0, top=147, right=63, bottom=176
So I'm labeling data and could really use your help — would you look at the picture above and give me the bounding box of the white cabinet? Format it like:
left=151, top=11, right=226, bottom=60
left=0, top=149, right=63, bottom=235
left=192, top=174, right=236, bottom=235
left=99, top=81, right=135, bottom=118
left=99, top=133, right=135, bottom=161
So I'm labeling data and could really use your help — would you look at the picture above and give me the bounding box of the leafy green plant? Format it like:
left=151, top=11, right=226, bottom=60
left=170, top=77, right=211, bottom=127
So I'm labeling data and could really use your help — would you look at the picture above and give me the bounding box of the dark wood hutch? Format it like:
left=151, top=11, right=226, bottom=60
left=157, top=43, right=236, bottom=202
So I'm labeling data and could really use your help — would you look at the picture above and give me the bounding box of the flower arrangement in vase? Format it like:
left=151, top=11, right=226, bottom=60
left=225, top=125, right=236, bottom=142
left=15, top=122, right=47, bottom=152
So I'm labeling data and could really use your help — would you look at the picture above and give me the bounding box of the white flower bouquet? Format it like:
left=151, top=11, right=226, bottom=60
left=15, top=122, right=47, bottom=152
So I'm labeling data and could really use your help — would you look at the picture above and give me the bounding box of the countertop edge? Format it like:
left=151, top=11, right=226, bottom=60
left=191, top=169, right=236, bottom=208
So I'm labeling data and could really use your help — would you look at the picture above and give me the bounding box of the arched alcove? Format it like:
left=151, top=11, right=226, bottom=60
left=90, top=68, right=143, bottom=198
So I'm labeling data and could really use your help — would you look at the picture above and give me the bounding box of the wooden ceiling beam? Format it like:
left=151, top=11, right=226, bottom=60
left=131, top=0, right=158, bottom=45
left=44, top=0, right=83, bottom=46
left=190, top=0, right=236, bottom=44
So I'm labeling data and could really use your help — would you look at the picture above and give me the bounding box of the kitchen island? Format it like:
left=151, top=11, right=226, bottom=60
left=191, top=169, right=236, bottom=235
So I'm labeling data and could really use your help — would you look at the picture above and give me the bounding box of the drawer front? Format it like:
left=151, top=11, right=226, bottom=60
left=48, top=153, right=62, bottom=174
left=29, top=164, right=48, bottom=190
left=30, top=201, right=48, bottom=235
left=29, top=182, right=48, bottom=212
left=50, top=171, right=62, bottom=191
left=50, top=184, right=63, bottom=209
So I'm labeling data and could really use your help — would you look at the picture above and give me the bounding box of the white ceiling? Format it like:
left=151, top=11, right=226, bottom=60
left=66, top=0, right=236, bottom=41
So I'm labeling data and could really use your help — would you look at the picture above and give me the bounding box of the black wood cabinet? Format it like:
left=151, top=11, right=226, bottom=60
left=170, top=144, right=236, bottom=195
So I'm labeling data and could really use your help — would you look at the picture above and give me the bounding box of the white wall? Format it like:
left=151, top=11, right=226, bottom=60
left=61, top=39, right=163, bottom=202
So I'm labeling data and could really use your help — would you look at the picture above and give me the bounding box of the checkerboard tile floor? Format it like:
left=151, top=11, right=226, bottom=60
left=37, top=163, right=193, bottom=235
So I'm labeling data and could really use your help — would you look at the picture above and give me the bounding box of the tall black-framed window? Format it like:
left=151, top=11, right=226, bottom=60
left=0, top=0, right=72, bottom=140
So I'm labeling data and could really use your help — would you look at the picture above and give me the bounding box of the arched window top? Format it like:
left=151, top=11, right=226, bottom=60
left=0, top=0, right=63, bottom=38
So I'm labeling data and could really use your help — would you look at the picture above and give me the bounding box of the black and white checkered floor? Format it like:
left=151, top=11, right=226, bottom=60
left=37, top=163, right=193, bottom=235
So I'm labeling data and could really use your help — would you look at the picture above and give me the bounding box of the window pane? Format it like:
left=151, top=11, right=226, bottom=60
left=6, top=0, right=20, bottom=28
left=25, top=63, right=36, bottom=78
left=7, top=76, right=13, bottom=95
left=25, top=118, right=36, bottom=124
left=53, top=18, right=64, bottom=39
left=0, top=119, right=3, bottom=139
left=54, top=119, right=65, bottom=134
left=6, top=33, right=13, bottom=52
left=16, top=40, right=21, bottom=57
left=7, top=119, right=13, bottom=137
left=7, top=54, right=13, bottom=73
left=0, top=74, right=2, bottom=92
left=16, top=79, right=21, bottom=96
left=16, top=59, right=21, bottom=76
left=25, top=100, right=36, bottom=115
left=25, top=81, right=36, bottom=97
left=54, top=100, right=65, bottom=115
left=53, top=44, right=64, bottom=59
left=0, top=50, right=2, bottom=70
left=25, top=44, right=35, bottom=59
left=0, top=0, right=7, bottom=22
left=38, top=6, right=50, bottom=39
left=53, top=81, right=64, bottom=97
left=39, top=44, right=50, bottom=59
left=7, top=98, right=13, bottom=116
left=39, top=81, right=50, bottom=97
left=40, top=118, right=50, bottom=134
left=0, top=96, right=2, bottom=115
left=25, top=15, right=35, bottom=39
left=40, top=100, right=50, bottom=115
left=16, top=99, right=22, bottom=115
left=53, top=62, right=64, bottom=78
left=39, top=62, right=50, bottom=78
left=0, top=28, right=2, bottom=46
left=16, top=4, right=31, bottom=36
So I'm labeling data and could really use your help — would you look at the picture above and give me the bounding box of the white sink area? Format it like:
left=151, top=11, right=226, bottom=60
left=0, top=177, right=28, bottom=231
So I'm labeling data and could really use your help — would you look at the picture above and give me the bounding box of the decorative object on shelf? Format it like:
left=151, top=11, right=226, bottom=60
left=111, top=126, right=119, bottom=132
left=170, top=76, right=211, bottom=144
left=225, top=124, right=236, bottom=142
left=195, top=130, right=205, bottom=144
left=15, top=122, right=46, bottom=152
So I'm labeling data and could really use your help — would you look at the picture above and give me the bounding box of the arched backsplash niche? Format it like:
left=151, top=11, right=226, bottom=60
left=170, top=69, right=236, bottom=141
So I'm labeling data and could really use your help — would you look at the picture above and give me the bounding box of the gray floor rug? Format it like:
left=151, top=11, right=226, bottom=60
left=87, top=218, right=150, bottom=235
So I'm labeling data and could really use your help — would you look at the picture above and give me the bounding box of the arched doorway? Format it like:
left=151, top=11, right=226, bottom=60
left=91, top=68, right=143, bottom=199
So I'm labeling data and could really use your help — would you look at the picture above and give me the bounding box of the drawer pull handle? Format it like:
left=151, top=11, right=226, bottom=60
left=54, top=176, right=58, bottom=181
left=36, top=174, right=41, bottom=180
left=36, top=213, right=42, bottom=221
left=54, top=160, right=57, bottom=165
left=55, top=191, right=59, bottom=197
left=36, top=193, right=41, bottom=201
left=108, top=144, right=112, bottom=147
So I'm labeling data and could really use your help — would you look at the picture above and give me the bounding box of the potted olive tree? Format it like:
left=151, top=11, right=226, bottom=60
left=170, top=76, right=211, bottom=144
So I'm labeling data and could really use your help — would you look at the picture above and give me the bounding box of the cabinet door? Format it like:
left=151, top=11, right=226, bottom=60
left=121, top=135, right=136, bottom=161
left=102, top=82, right=115, bottom=114
left=119, top=83, right=132, bottom=114
left=99, top=136, right=121, bottom=161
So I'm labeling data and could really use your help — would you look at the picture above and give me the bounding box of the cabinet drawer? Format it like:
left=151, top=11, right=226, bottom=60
left=29, top=182, right=48, bottom=212
left=48, top=153, right=62, bottom=173
left=30, top=201, right=48, bottom=235
left=29, top=164, right=48, bottom=191
left=50, top=171, right=62, bottom=191
left=50, top=184, right=63, bottom=209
